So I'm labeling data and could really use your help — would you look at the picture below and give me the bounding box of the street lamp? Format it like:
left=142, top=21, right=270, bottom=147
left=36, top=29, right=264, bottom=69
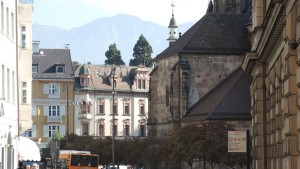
left=63, top=83, right=70, bottom=143
left=111, top=66, right=116, bottom=169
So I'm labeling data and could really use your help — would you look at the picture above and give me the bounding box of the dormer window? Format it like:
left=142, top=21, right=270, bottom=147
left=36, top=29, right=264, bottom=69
left=80, top=77, right=90, bottom=87
left=56, top=65, right=64, bottom=73
left=32, top=65, right=38, bottom=73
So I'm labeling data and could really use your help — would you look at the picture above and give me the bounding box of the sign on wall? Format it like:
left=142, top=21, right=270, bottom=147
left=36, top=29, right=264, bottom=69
left=228, top=131, right=247, bottom=153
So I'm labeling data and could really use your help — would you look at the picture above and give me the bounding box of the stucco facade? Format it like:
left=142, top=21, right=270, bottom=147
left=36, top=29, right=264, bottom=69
left=74, top=64, right=151, bottom=138
left=242, top=0, right=300, bottom=168
left=0, top=0, right=33, bottom=168
left=30, top=46, right=75, bottom=148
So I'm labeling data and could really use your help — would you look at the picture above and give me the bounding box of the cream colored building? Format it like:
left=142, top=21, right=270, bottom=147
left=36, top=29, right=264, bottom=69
left=74, top=64, right=151, bottom=138
left=242, top=0, right=300, bottom=168
left=29, top=43, right=75, bottom=148
left=0, top=0, right=34, bottom=168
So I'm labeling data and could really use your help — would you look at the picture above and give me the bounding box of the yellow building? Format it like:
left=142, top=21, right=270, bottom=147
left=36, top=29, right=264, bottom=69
left=28, top=42, right=75, bottom=148
left=242, top=0, right=300, bottom=168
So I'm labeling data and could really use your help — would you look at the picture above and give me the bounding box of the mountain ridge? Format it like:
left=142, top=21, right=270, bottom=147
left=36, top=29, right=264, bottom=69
left=33, top=14, right=194, bottom=65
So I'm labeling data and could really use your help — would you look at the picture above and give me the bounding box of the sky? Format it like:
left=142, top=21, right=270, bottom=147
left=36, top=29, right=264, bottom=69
left=32, top=0, right=210, bottom=29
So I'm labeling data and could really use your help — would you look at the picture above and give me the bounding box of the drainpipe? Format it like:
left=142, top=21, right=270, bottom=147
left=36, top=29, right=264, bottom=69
left=263, top=62, right=267, bottom=169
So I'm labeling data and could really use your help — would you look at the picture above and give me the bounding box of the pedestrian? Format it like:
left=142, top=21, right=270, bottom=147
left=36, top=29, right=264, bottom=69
left=25, top=165, right=31, bottom=169
left=32, top=163, right=39, bottom=169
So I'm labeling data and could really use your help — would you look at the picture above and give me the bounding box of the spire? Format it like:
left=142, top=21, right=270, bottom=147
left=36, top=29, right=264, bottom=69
left=206, top=0, right=213, bottom=13
left=167, top=0, right=178, bottom=44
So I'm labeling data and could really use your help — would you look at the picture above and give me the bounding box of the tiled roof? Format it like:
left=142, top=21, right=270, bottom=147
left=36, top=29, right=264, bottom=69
left=183, top=67, right=252, bottom=121
left=32, top=49, right=74, bottom=79
left=75, top=64, right=152, bottom=92
left=155, top=13, right=251, bottom=60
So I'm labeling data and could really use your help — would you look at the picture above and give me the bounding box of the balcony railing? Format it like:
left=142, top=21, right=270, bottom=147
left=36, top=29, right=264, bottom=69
left=78, top=113, right=92, bottom=120
left=19, top=0, right=34, bottom=4
left=47, top=116, right=61, bottom=123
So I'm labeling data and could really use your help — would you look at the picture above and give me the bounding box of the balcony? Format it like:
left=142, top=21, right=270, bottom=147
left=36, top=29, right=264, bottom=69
left=47, top=116, right=61, bottom=123
left=78, top=113, right=92, bottom=120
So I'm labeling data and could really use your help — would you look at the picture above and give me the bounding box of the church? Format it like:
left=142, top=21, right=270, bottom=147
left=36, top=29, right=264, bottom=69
left=148, top=0, right=252, bottom=137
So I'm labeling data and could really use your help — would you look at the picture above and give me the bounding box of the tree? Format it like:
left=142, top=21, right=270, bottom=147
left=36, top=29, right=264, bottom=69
left=105, top=43, right=125, bottom=65
left=129, top=34, right=154, bottom=67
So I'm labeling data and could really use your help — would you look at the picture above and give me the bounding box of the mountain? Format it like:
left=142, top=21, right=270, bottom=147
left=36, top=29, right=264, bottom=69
left=33, top=14, right=194, bottom=65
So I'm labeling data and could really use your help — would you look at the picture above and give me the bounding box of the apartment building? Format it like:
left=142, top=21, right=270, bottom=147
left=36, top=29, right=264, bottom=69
left=29, top=42, right=74, bottom=148
left=0, top=0, right=33, bottom=168
left=74, top=64, right=152, bottom=138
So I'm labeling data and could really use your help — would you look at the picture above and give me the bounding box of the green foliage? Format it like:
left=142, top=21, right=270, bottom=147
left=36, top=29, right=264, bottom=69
left=59, top=121, right=247, bottom=168
left=52, top=129, right=62, bottom=141
left=105, top=43, right=125, bottom=65
left=129, top=34, right=154, bottom=67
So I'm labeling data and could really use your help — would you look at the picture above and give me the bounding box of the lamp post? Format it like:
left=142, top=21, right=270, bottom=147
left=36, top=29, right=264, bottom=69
left=64, top=83, right=70, bottom=143
left=111, top=67, right=116, bottom=169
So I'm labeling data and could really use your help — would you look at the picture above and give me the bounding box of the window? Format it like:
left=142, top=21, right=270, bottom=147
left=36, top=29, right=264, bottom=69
left=1, top=2, right=4, bottom=31
left=81, top=101, right=91, bottom=114
left=1, top=65, right=4, bottom=99
left=98, top=99, right=105, bottom=114
left=49, top=106, right=60, bottom=116
left=21, top=26, right=26, bottom=48
left=142, top=80, right=145, bottom=89
left=32, top=65, right=38, bottom=73
left=10, top=12, right=14, bottom=39
left=12, top=71, right=14, bottom=102
left=124, top=124, right=130, bottom=136
left=112, top=123, right=118, bottom=136
left=138, top=79, right=141, bottom=89
left=48, top=125, right=59, bottom=137
left=140, top=125, right=145, bottom=137
left=124, top=103, right=129, bottom=115
left=56, top=66, right=64, bottom=73
left=137, top=79, right=146, bottom=89
left=6, top=7, right=8, bottom=35
left=98, top=123, right=104, bottom=136
left=81, top=77, right=90, bottom=87
left=140, top=104, right=145, bottom=115
left=111, top=99, right=118, bottom=115
left=82, top=123, right=89, bottom=136
left=99, top=104, right=104, bottom=114
left=48, top=83, right=59, bottom=95
left=21, top=82, right=27, bottom=104
left=139, top=99, right=145, bottom=115
left=7, top=68, right=9, bottom=101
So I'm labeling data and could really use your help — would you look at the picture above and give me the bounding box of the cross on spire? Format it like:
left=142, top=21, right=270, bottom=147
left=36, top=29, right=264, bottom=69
left=171, top=0, right=175, bottom=15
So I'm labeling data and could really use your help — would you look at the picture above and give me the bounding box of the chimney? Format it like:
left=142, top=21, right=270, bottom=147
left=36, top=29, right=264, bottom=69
left=32, top=40, right=40, bottom=54
left=64, top=44, right=70, bottom=49
left=179, top=32, right=182, bottom=38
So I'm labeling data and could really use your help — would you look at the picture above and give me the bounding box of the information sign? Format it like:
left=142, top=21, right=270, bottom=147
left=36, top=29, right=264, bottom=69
left=228, top=131, right=247, bottom=152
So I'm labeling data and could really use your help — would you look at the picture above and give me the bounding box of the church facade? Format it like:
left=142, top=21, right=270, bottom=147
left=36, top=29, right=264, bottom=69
left=148, top=0, right=252, bottom=137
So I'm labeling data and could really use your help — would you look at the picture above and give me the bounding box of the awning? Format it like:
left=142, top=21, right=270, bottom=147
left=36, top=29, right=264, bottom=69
left=18, top=136, right=41, bottom=161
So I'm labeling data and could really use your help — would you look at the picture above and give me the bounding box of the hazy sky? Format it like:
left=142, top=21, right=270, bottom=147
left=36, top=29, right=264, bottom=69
left=33, top=0, right=210, bottom=29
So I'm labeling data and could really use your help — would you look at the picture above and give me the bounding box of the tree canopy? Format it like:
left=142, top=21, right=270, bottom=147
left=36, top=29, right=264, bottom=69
left=105, top=43, right=125, bottom=65
left=60, top=121, right=248, bottom=169
left=129, top=34, right=154, bottom=67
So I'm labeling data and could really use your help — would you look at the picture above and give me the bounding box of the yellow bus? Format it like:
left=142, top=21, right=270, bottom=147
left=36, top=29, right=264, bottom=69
left=59, top=150, right=99, bottom=169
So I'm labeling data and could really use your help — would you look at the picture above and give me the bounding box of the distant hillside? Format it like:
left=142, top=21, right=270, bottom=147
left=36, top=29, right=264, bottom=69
left=33, top=14, right=194, bottom=65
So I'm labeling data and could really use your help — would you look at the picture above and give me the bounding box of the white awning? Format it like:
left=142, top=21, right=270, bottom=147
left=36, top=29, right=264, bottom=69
left=18, top=136, right=41, bottom=161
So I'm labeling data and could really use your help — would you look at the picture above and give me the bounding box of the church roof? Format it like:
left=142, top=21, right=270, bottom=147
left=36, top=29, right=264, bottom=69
left=183, top=67, right=252, bottom=121
left=168, top=14, right=177, bottom=28
left=155, top=13, right=251, bottom=60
